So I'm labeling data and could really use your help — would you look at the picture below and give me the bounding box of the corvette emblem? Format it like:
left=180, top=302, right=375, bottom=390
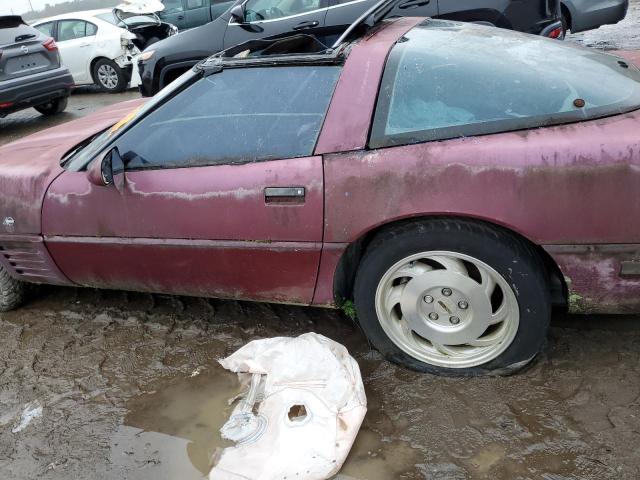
left=21, top=45, right=29, bottom=54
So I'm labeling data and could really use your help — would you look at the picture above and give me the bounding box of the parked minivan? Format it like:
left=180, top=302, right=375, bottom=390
left=139, top=0, right=563, bottom=96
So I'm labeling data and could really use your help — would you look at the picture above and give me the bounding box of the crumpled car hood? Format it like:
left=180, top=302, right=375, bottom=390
left=0, top=98, right=146, bottom=235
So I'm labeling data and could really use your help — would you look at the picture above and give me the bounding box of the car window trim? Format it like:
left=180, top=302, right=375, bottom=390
left=228, top=0, right=331, bottom=25
left=56, top=18, right=96, bottom=41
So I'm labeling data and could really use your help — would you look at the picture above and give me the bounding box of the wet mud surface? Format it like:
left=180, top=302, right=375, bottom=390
left=1, top=287, right=640, bottom=479
left=2, top=7, right=640, bottom=479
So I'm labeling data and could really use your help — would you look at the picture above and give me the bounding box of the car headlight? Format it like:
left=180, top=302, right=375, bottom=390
left=140, top=50, right=156, bottom=62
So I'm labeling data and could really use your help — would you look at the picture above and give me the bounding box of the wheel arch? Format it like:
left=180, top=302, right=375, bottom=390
left=561, top=2, right=573, bottom=31
left=332, top=214, right=567, bottom=310
left=89, top=56, right=116, bottom=81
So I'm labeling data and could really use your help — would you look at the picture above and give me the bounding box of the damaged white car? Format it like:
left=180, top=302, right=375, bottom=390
left=32, top=1, right=177, bottom=92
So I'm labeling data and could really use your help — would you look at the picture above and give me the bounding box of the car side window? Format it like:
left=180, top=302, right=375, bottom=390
left=35, top=22, right=54, bottom=37
left=57, top=20, right=90, bottom=41
left=244, top=0, right=323, bottom=21
left=370, top=20, right=640, bottom=148
left=86, top=22, right=98, bottom=36
left=116, top=66, right=341, bottom=170
left=186, top=0, right=205, bottom=8
left=163, top=0, right=185, bottom=13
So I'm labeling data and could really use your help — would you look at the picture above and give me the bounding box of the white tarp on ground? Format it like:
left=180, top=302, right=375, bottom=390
left=210, top=333, right=367, bottom=480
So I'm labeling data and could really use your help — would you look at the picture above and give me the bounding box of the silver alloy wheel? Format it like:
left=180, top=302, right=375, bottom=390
left=97, top=64, right=119, bottom=90
left=374, top=251, right=519, bottom=368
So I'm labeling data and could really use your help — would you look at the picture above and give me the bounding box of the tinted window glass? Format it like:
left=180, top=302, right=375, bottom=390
left=186, top=0, right=205, bottom=8
left=58, top=20, right=89, bottom=41
left=370, top=20, right=640, bottom=148
left=116, top=66, right=340, bottom=170
left=34, top=22, right=54, bottom=37
left=86, top=22, right=97, bottom=36
left=245, top=0, right=322, bottom=21
left=163, top=0, right=185, bottom=12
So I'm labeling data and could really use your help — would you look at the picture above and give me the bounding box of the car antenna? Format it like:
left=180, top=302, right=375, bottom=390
left=331, top=0, right=402, bottom=49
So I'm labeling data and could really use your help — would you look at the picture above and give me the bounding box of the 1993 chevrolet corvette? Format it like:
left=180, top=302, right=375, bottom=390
left=1, top=2, right=640, bottom=375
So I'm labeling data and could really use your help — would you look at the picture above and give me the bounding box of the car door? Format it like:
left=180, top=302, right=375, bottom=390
left=55, top=19, right=98, bottom=83
left=43, top=65, right=342, bottom=304
left=183, top=0, right=212, bottom=27
left=224, top=0, right=329, bottom=48
left=159, top=0, right=188, bottom=30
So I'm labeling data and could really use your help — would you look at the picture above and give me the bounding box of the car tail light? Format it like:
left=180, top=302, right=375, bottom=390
left=42, top=37, right=58, bottom=51
left=0, top=102, right=14, bottom=108
left=548, top=27, right=563, bottom=39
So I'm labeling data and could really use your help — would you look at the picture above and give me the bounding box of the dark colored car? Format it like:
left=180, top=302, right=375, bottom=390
left=0, top=16, right=74, bottom=117
left=561, top=0, right=628, bottom=34
left=1, top=2, right=639, bottom=376
left=138, top=0, right=563, bottom=96
left=158, top=0, right=236, bottom=30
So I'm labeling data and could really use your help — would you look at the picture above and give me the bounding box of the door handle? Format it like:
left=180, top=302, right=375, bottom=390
left=177, top=15, right=185, bottom=20
left=293, top=20, right=319, bottom=30
left=264, top=187, right=305, bottom=204
left=398, top=0, right=430, bottom=8
left=79, top=43, right=91, bottom=47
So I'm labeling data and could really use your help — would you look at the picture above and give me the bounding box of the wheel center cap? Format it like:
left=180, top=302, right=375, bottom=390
left=400, top=270, right=492, bottom=345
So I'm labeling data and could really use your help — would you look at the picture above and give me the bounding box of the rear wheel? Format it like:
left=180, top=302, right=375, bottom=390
left=34, top=96, right=68, bottom=116
left=353, top=219, right=551, bottom=376
left=0, top=265, right=26, bottom=312
left=93, top=59, right=127, bottom=93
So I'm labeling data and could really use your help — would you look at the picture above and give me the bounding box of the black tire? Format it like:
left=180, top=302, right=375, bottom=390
left=0, top=265, right=26, bottom=312
left=34, top=96, right=68, bottom=116
left=92, top=58, right=127, bottom=93
left=561, top=13, right=569, bottom=37
left=353, top=218, right=551, bottom=376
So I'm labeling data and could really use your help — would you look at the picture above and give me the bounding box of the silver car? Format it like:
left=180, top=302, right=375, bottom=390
left=561, top=0, right=629, bottom=33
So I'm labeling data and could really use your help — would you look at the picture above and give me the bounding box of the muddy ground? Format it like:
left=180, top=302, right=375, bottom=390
left=2, top=5, right=640, bottom=479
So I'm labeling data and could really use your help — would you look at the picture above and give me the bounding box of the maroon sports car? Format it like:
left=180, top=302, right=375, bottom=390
left=1, top=13, right=640, bottom=375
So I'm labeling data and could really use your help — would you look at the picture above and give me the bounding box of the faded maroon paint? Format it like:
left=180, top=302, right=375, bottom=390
left=43, top=156, right=324, bottom=303
left=45, top=237, right=320, bottom=304
left=44, top=157, right=323, bottom=240
left=544, top=245, right=640, bottom=314
left=614, top=50, right=640, bottom=68
left=0, top=98, right=146, bottom=236
left=0, top=234, right=71, bottom=285
left=312, top=242, right=348, bottom=306
left=323, top=110, right=640, bottom=244
left=315, top=17, right=423, bottom=154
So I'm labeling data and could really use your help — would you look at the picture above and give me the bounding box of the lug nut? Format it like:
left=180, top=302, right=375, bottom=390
left=458, top=300, right=468, bottom=310
left=428, top=312, right=439, bottom=321
left=449, top=316, right=460, bottom=325
left=442, top=288, right=452, bottom=296
left=423, top=295, right=434, bottom=304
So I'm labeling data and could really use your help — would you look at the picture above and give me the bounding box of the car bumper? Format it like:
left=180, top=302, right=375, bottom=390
left=569, top=0, right=629, bottom=33
left=138, top=60, right=155, bottom=97
left=0, top=67, right=74, bottom=116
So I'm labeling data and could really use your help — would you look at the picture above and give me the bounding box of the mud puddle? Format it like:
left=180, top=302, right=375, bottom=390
left=112, top=356, right=423, bottom=479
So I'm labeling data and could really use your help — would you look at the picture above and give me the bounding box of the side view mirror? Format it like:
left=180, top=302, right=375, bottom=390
left=86, top=148, right=124, bottom=187
left=230, top=3, right=246, bottom=23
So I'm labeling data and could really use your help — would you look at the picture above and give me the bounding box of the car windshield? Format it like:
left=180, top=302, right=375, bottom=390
left=370, top=20, right=640, bottom=147
left=63, top=69, right=199, bottom=170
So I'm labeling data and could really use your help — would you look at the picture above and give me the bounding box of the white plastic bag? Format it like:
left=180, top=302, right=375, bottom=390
left=210, top=333, right=367, bottom=480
